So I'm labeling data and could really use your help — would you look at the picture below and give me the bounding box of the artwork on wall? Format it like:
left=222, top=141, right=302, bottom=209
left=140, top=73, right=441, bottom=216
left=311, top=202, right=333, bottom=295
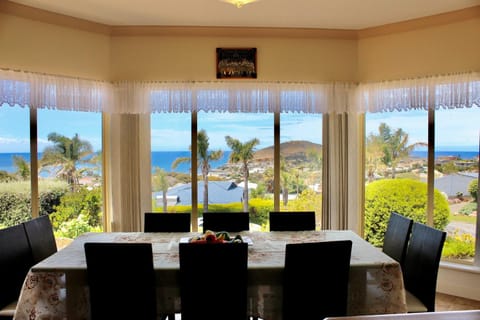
left=216, top=48, right=257, bottom=79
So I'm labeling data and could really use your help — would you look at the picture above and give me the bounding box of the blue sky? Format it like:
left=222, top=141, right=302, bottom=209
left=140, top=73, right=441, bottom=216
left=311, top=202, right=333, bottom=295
left=1, top=103, right=479, bottom=153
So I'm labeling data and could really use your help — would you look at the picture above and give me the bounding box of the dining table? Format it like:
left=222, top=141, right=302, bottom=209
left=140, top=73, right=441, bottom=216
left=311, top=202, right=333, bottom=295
left=14, top=230, right=407, bottom=320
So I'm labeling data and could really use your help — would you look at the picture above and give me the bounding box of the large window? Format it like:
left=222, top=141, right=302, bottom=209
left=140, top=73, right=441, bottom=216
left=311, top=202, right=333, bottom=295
left=150, top=112, right=191, bottom=212
left=280, top=112, right=322, bottom=227
left=150, top=110, right=324, bottom=231
left=364, top=108, right=479, bottom=264
left=435, top=107, right=479, bottom=264
left=0, top=104, right=103, bottom=244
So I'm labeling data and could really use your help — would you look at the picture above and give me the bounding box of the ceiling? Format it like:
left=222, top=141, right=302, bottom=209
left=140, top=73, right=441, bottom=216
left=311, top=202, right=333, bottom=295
left=8, top=0, right=480, bottom=30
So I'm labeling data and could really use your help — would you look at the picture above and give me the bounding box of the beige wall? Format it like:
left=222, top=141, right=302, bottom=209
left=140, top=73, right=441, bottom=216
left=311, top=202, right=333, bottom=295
left=110, top=36, right=357, bottom=82
left=358, top=18, right=480, bottom=82
left=0, top=13, right=111, bottom=80
left=1, top=10, right=479, bottom=83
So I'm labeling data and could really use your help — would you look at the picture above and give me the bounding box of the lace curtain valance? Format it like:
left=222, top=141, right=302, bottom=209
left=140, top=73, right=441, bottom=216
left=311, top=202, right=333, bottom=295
left=356, top=72, right=480, bottom=113
left=1, top=69, right=479, bottom=114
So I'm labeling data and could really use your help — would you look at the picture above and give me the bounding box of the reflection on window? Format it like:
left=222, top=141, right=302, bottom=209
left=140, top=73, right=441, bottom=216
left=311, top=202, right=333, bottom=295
left=280, top=112, right=322, bottom=229
left=37, top=109, right=103, bottom=241
left=435, top=108, right=479, bottom=263
left=151, top=112, right=191, bottom=213
left=0, top=104, right=31, bottom=229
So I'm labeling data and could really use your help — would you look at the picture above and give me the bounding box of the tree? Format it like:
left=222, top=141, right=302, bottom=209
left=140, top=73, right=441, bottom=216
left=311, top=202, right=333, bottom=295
left=40, top=133, right=93, bottom=191
left=13, top=155, right=30, bottom=180
left=152, top=167, right=170, bottom=211
left=369, top=123, right=427, bottom=179
left=172, top=129, right=223, bottom=212
left=225, top=135, right=260, bottom=212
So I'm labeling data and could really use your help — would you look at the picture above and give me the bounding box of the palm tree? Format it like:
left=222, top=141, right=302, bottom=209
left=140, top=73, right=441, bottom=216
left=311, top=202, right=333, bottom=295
left=152, top=167, right=170, bottom=211
left=225, top=135, right=260, bottom=212
left=172, top=129, right=223, bottom=212
left=375, top=123, right=427, bottom=178
left=40, top=133, right=93, bottom=190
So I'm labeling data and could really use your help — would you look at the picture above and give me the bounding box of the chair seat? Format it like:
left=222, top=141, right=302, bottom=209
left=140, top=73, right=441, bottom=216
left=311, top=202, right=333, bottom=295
left=405, top=290, right=428, bottom=313
left=0, top=300, right=17, bottom=316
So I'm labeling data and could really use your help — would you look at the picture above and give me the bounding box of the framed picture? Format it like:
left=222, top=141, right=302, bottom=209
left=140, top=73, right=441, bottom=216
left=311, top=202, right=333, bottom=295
left=216, top=48, right=257, bottom=79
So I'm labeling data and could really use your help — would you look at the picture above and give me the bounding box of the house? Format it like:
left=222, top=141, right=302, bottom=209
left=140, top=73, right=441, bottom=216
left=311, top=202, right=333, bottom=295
left=164, top=181, right=244, bottom=206
left=434, top=173, right=477, bottom=199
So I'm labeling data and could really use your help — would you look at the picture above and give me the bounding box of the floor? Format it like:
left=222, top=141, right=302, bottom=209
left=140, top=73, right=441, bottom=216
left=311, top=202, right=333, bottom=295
left=436, top=293, right=480, bottom=311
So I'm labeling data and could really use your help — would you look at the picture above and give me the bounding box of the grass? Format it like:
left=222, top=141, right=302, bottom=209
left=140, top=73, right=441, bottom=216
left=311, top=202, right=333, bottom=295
left=0, top=179, right=68, bottom=193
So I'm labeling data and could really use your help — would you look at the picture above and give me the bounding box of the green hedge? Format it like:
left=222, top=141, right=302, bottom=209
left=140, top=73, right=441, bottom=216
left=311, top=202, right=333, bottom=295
left=365, top=178, right=450, bottom=247
left=0, top=181, right=68, bottom=227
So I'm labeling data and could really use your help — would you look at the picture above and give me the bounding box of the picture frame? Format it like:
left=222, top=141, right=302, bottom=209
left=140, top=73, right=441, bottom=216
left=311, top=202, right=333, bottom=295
left=216, top=48, right=257, bottom=79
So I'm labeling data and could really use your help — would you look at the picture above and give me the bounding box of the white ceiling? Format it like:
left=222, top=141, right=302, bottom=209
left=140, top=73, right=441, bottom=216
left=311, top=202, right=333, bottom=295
left=8, top=0, right=480, bottom=29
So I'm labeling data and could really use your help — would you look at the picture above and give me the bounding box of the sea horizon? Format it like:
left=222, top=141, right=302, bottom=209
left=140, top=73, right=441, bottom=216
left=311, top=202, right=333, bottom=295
left=0, top=149, right=478, bottom=174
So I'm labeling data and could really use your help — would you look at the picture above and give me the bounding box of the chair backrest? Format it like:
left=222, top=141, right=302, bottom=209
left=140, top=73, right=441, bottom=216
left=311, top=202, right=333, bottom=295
left=144, top=212, right=191, bottom=232
left=23, top=215, right=58, bottom=264
left=283, top=240, right=352, bottom=320
left=84, top=242, right=157, bottom=320
left=179, top=242, right=248, bottom=320
left=269, top=211, right=316, bottom=231
left=0, top=224, right=33, bottom=309
left=202, top=211, right=249, bottom=232
left=382, top=212, right=413, bottom=267
left=403, top=222, right=446, bottom=312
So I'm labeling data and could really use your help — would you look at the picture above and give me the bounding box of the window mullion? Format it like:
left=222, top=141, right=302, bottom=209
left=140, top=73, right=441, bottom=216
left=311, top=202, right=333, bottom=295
left=30, top=107, right=39, bottom=218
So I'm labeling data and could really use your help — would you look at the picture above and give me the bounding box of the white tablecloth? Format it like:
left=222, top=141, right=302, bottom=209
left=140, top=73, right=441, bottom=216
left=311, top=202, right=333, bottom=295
left=14, top=230, right=407, bottom=320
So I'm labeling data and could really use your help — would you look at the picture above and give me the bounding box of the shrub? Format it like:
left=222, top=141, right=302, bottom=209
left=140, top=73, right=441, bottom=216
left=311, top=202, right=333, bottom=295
left=458, top=202, right=477, bottom=216
left=365, top=178, right=450, bottom=247
left=442, top=231, right=475, bottom=260
left=468, top=179, right=478, bottom=202
left=50, top=186, right=102, bottom=232
left=0, top=180, right=68, bottom=227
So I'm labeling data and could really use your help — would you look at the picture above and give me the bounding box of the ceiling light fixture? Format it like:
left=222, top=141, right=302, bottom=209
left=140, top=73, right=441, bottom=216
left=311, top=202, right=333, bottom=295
left=220, top=0, right=260, bottom=8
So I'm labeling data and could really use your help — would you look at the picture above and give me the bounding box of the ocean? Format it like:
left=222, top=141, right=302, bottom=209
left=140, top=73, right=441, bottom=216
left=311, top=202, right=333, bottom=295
left=0, top=151, right=232, bottom=175
left=0, top=150, right=477, bottom=174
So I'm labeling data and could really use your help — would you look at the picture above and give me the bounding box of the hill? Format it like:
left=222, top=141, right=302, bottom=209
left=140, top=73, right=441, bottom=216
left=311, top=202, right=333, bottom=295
left=253, top=140, right=322, bottom=161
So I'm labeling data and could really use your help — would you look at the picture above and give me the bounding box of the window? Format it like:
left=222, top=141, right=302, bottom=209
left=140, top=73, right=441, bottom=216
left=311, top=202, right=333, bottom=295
left=0, top=104, right=31, bottom=229
left=435, top=107, right=479, bottom=264
left=364, top=108, right=479, bottom=264
left=150, top=112, right=191, bottom=212
left=37, top=109, right=103, bottom=239
left=280, top=112, right=322, bottom=224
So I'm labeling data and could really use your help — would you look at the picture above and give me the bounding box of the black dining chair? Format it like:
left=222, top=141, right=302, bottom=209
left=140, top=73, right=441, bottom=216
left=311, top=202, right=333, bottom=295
left=283, top=240, right=352, bottom=320
left=269, top=211, right=316, bottom=231
left=144, top=212, right=191, bottom=232
left=179, top=242, right=248, bottom=320
left=202, top=211, right=250, bottom=232
left=23, top=215, right=58, bottom=264
left=84, top=242, right=157, bottom=320
left=0, top=224, right=34, bottom=320
left=382, top=211, right=413, bottom=268
left=403, top=222, right=446, bottom=313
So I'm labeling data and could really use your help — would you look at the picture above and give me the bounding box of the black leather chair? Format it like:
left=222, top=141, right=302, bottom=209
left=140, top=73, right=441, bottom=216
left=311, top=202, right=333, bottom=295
left=23, top=215, right=58, bottom=264
left=403, top=222, right=446, bottom=313
left=0, top=224, right=34, bottom=320
left=269, top=211, right=316, bottom=231
left=179, top=242, right=248, bottom=320
left=382, top=212, right=413, bottom=268
left=144, top=212, right=191, bottom=232
left=202, top=211, right=250, bottom=232
left=283, top=240, right=352, bottom=320
left=84, top=242, right=157, bottom=320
